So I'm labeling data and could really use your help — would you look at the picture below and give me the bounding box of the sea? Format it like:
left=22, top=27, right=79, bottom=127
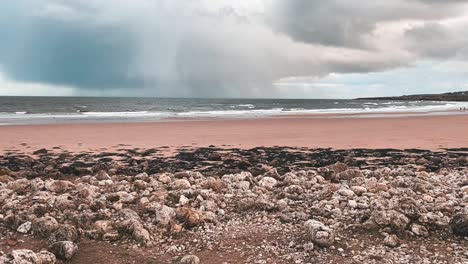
left=0, top=96, right=467, bottom=125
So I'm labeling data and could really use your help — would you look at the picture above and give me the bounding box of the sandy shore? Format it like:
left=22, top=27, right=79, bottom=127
left=0, top=114, right=468, bottom=153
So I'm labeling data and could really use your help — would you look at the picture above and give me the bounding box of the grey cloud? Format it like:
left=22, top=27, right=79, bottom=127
left=405, top=22, right=468, bottom=59
left=0, top=0, right=467, bottom=97
left=267, top=0, right=467, bottom=48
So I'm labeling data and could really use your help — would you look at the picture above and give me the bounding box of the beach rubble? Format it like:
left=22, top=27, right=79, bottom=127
left=0, top=147, right=467, bottom=263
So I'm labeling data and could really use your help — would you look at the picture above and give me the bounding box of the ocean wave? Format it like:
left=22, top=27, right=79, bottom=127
left=0, top=101, right=467, bottom=124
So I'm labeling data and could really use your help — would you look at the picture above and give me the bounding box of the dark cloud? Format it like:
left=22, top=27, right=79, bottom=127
left=0, top=3, right=141, bottom=89
left=0, top=0, right=467, bottom=97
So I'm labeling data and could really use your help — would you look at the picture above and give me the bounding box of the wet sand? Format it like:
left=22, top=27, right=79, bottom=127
left=0, top=114, right=467, bottom=153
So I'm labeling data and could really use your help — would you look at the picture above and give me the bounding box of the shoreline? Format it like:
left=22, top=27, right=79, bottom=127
left=1, top=113, right=468, bottom=153
left=1, top=108, right=468, bottom=126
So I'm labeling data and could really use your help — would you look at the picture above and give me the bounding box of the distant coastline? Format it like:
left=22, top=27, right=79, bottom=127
left=356, top=91, right=468, bottom=101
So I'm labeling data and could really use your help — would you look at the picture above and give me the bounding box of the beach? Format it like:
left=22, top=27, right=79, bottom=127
left=1, top=114, right=468, bottom=153
left=1, top=114, right=468, bottom=264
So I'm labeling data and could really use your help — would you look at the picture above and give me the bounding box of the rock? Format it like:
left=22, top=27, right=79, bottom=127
left=179, top=195, right=190, bottom=206
left=422, top=195, right=434, bottom=203
left=329, top=162, right=348, bottom=173
left=338, top=188, right=355, bottom=197
left=8, top=249, right=39, bottom=264
left=203, top=177, right=226, bottom=192
left=348, top=200, right=357, bottom=209
left=264, top=168, right=281, bottom=179
left=371, top=210, right=409, bottom=231
left=95, top=170, right=111, bottom=181
left=119, top=208, right=141, bottom=220
left=158, top=173, right=172, bottom=184
left=114, top=191, right=136, bottom=203
left=303, top=242, right=315, bottom=252
left=3, top=214, right=25, bottom=230
left=177, top=207, right=202, bottom=228
left=304, top=220, right=335, bottom=247
left=0, top=174, right=14, bottom=184
left=118, top=219, right=151, bottom=244
left=411, top=223, right=429, bottom=237
left=48, top=225, right=79, bottom=243
left=258, top=177, right=277, bottom=190
left=7, top=179, right=30, bottom=194
left=336, top=169, right=364, bottom=181
left=235, top=181, right=251, bottom=191
left=46, top=180, right=75, bottom=193
left=170, top=179, right=192, bottom=190
left=351, top=186, right=367, bottom=196
left=180, top=254, right=200, bottom=264
left=155, top=205, right=176, bottom=226
left=17, top=221, right=32, bottom=234
left=33, top=148, right=48, bottom=155
left=450, top=213, right=468, bottom=236
left=48, top=241, right=78, bottom=261
left=94, top=220, right=114, bottom=234
left=32, top=216, right=59, bottom=238
left=383, top=235, right=400, bottom=248
left=36, top=250, right=56, bottom=264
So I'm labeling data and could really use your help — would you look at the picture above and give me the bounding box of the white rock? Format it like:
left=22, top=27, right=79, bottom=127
left=258, top=177, right=277, bottom=190
left=179, top=195, right=190, bottom=206
left=9, top=249, right=39, bottom=264
left=17, top=221, right=32, bottom=234
left=304, top=220, right=335, bottom=247
left=180, top=254, right=200, bottom=264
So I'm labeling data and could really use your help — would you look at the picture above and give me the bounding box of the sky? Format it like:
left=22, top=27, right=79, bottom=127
left=1, top=0, right=468, bottom=98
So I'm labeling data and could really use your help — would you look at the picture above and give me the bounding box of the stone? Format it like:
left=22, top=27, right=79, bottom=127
left=235, top=181, right=251, bottom=191
left=348, top=200, right=357, bottom=209
left=329, top=162, right=348, bottom=173
left=264, top=168, right=281, bottom=179
left=171, top=179, right=192, bottom=190
left=336, top=169, right=364, bottom=181
left=17, top=221, right=32, bottom=234
left=177, top=207, right=202, bottom=228
left=8, top=249, right=39, bottom=264
left=338, top=188, right=355, bottom=197
left=155, top=205, right=176, bottom=226
left=48, top=241, right=78, bottom=261
left=32, top=216, right=59, bottom=238
left=158, top=173, right=172, bottom=184
left=411, top=223, right=429, bottom=237
left=372, top=210, right=409, bottom=231
left=450, top=213, right=468, bottom=236
left=95, top=170, right=111, bottom=181
left=48, top=225, right=79, bottom=243
left=118, top=219, right=151, bottom=244
left=94, top=220, right=114, bottom=234
left=7, top=179, right=30, bottom=194
left=0, top=174, right=14, bottom=184
left=115, top=191, right=136, bottom=203
left=258, top=177, right=277, bottom=190
left=304, top=220, right=335, bottom=247
left=46, top=180, right=75, bottom=193
left=180, top=254, right=200, bottom=264
left=179, top=195, right=190, bottom=206
left=383, top=235, right=400, bottom=248
left=204, top=177, right=226, bottom=192
left=351, top=186, right=367, bottom=196
left=36, top=250, right=56, bottom=264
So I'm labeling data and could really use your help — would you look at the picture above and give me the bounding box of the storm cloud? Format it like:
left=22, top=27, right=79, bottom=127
left=1, top=0, right=468, bottom=97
